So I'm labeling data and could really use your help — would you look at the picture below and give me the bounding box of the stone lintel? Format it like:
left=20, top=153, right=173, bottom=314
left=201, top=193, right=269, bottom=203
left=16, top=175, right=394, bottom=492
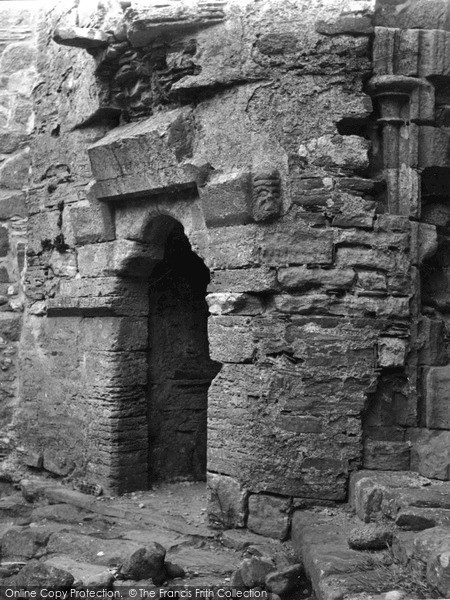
left=88, top=108, right=198, bottom=201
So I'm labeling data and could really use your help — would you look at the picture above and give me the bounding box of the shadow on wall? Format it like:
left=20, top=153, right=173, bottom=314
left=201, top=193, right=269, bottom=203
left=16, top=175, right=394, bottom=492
left=113, top=215, right=221, bottom=491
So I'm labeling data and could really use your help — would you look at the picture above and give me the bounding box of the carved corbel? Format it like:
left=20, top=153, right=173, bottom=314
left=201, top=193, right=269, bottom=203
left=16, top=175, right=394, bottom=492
left=251, top=170, right=282, bottom=222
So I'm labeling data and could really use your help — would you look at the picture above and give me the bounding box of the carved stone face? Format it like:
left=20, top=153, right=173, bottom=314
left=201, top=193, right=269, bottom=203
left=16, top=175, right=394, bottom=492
left=252, top=170, right=282, bottom=222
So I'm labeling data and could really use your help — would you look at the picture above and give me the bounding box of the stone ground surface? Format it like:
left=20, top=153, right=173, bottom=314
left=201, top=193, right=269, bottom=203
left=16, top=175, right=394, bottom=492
left=0, top=474, right=448, bottom=600
left=0, top=478, right=311, bottom=598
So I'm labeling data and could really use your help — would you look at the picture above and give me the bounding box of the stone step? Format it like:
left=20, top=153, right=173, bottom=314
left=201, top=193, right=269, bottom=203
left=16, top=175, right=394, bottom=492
left=391, top=526, right=450, bottom=597
left=291, top=509, right=395, bottom=600
left=350, top=470, right=450, bottom=523
left=395, top=506, right=450, bottom=530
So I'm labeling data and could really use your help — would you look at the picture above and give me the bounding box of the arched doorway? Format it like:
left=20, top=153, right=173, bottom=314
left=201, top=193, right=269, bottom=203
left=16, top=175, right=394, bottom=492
left=146, top=217, right=221, bottom=483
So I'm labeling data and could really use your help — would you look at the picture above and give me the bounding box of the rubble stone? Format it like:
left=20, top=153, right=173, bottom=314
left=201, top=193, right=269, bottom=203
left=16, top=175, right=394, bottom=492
left=265, top=564, right=304, bottom=596
left=410, top=430, right=450, bottom=481
left=347, top=524, right=393, bottom=550
left=240, top=556, right=275, bottom=588
left=0, top=527, right=51, bottom=560
left=207, top=473, right=248, bottom=529
left=121, top=542, right=166, bottom=583
left=247, top=495, right=291, bottom=540
left=12, top=561, right=74, bottom=590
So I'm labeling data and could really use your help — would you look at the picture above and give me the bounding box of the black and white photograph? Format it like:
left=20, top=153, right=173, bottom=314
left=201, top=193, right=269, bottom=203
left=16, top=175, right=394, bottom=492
left=0, top=0, right=448, bottom=598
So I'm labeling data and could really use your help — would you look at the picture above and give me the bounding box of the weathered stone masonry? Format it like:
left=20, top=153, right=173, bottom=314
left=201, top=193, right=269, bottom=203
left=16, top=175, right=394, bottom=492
left=3, top=0, right=450, bottom=538
left=0, top=2, right=37, bottom=462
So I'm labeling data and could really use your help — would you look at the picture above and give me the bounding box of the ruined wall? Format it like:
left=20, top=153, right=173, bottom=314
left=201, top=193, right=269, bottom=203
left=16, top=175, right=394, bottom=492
left=9, top=0, right=450, bottom=538
left=363, top=0, right=450, bottom=486
left=0, top=2, right=39, bottom=462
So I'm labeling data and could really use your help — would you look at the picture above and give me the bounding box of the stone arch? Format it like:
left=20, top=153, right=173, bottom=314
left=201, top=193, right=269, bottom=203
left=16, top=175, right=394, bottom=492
left=145, top=215, right=221, bottom=482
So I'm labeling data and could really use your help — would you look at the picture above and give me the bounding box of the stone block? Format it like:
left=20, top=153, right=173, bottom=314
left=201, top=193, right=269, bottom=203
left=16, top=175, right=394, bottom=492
left=349, top=470, right=444, bottom=523
left=88, top=108, right=197, bottom=200
left=265, top=564, right=304, bottom=596
left=0, top=149, right=30, bottom=189
left=0, top=129, right=27, bottom=155
left=377, top=337, right=407, bottom=368
left=1, top=527, right=50, bottom=560
left=331, top=193, right=376, bottom=230
left=396, top=507, right=450, bottom=530
left=357, top=271, right=386, bottom=292
left=77, top=240, right=163, bottom=278
left=297, top=134, right=370, bottom=173
left=274, top=293, right=408, bottom=318
left=207, top=473, right=248, bottom=529
left=49, top=251, right=77, bottom=278
left=427, top=547, right=450, bottom=597
left=205, top=225, right=260, bottom=269
left=363, top=440, right=410, bottom=471
left=375, top=215, right=410, bottom=232
left=199, top=172, right=252, bottom=227
left=0, top=42, right=35, bottom=75
left=208, top=316, right=254, bottom=363
left=54, top=277, right=149, bottom=317
left=27, top=211, right=60, bottom=255
left=43, top=449, right=74, bottom=477
left=247, top=494, right=291, bottom=540
left=277, top=266, right=355, bottom=292
left=121, top=542, right=166, bottom=583
left=23, top=450, right=43, bottom=469
left=290, top=177, right=331, bottom=208
left=375, top=0, right=449, bottom=31
left=347, top=524, right=393, bottom=550
left=208, top=268, right=277, bottom=293
left=0, top=225, right=9, bottom=257
left=335, top=228, right=410, bottom=252
left=413, top=526, right=450, bottom=565
left=11, top=560, right=71, bottom=590
left=261, top=228, right=334, bottom=266
left=70, top=202, right=115, bottom=245
left=206, top=293, right=264, bottom=316
left=409, top=429, right=450, bottom=481
left=423, top=366, right=450, bottom=429
left=0, top=267, right=10, bottom=284
left=79, top=317, right=147, bottom=352
left=0, top=313, right=21, bottom=341
left=335, top=247, right=395, bottom=271
left=316, top=16, right=373, bottom=36
left=391, top=530, right=417, bottom=565
left=240, top=557, right=275, bottom=587
left=83, top=351, right=147, bottom=388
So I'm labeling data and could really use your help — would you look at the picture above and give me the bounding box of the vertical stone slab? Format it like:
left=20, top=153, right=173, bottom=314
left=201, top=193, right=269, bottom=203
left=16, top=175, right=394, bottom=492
left=207, top=473, right=248, bottom=528
left=423, top=366, right=450, bottom=429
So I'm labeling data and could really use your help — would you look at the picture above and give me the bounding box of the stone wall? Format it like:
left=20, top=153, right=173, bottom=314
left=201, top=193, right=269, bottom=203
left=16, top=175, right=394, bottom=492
left=0, top=2, right=39, bottom=462
left=6, top=0, right=450, bottom=539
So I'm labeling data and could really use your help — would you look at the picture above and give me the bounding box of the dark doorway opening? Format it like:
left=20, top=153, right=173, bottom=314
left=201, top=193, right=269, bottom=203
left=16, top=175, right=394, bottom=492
left=147, top=218, right=221, bottom=483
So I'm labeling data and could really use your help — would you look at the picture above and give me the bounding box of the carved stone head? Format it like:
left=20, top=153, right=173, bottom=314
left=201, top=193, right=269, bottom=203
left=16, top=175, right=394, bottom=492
left=252, top=169, right=282, bottom=222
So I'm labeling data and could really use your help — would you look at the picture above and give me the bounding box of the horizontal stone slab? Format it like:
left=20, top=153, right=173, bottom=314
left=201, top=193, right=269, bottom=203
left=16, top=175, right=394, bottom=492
left=88, top=108, right=198, bottom=200
left=77, top=240, right=163, bottom=278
